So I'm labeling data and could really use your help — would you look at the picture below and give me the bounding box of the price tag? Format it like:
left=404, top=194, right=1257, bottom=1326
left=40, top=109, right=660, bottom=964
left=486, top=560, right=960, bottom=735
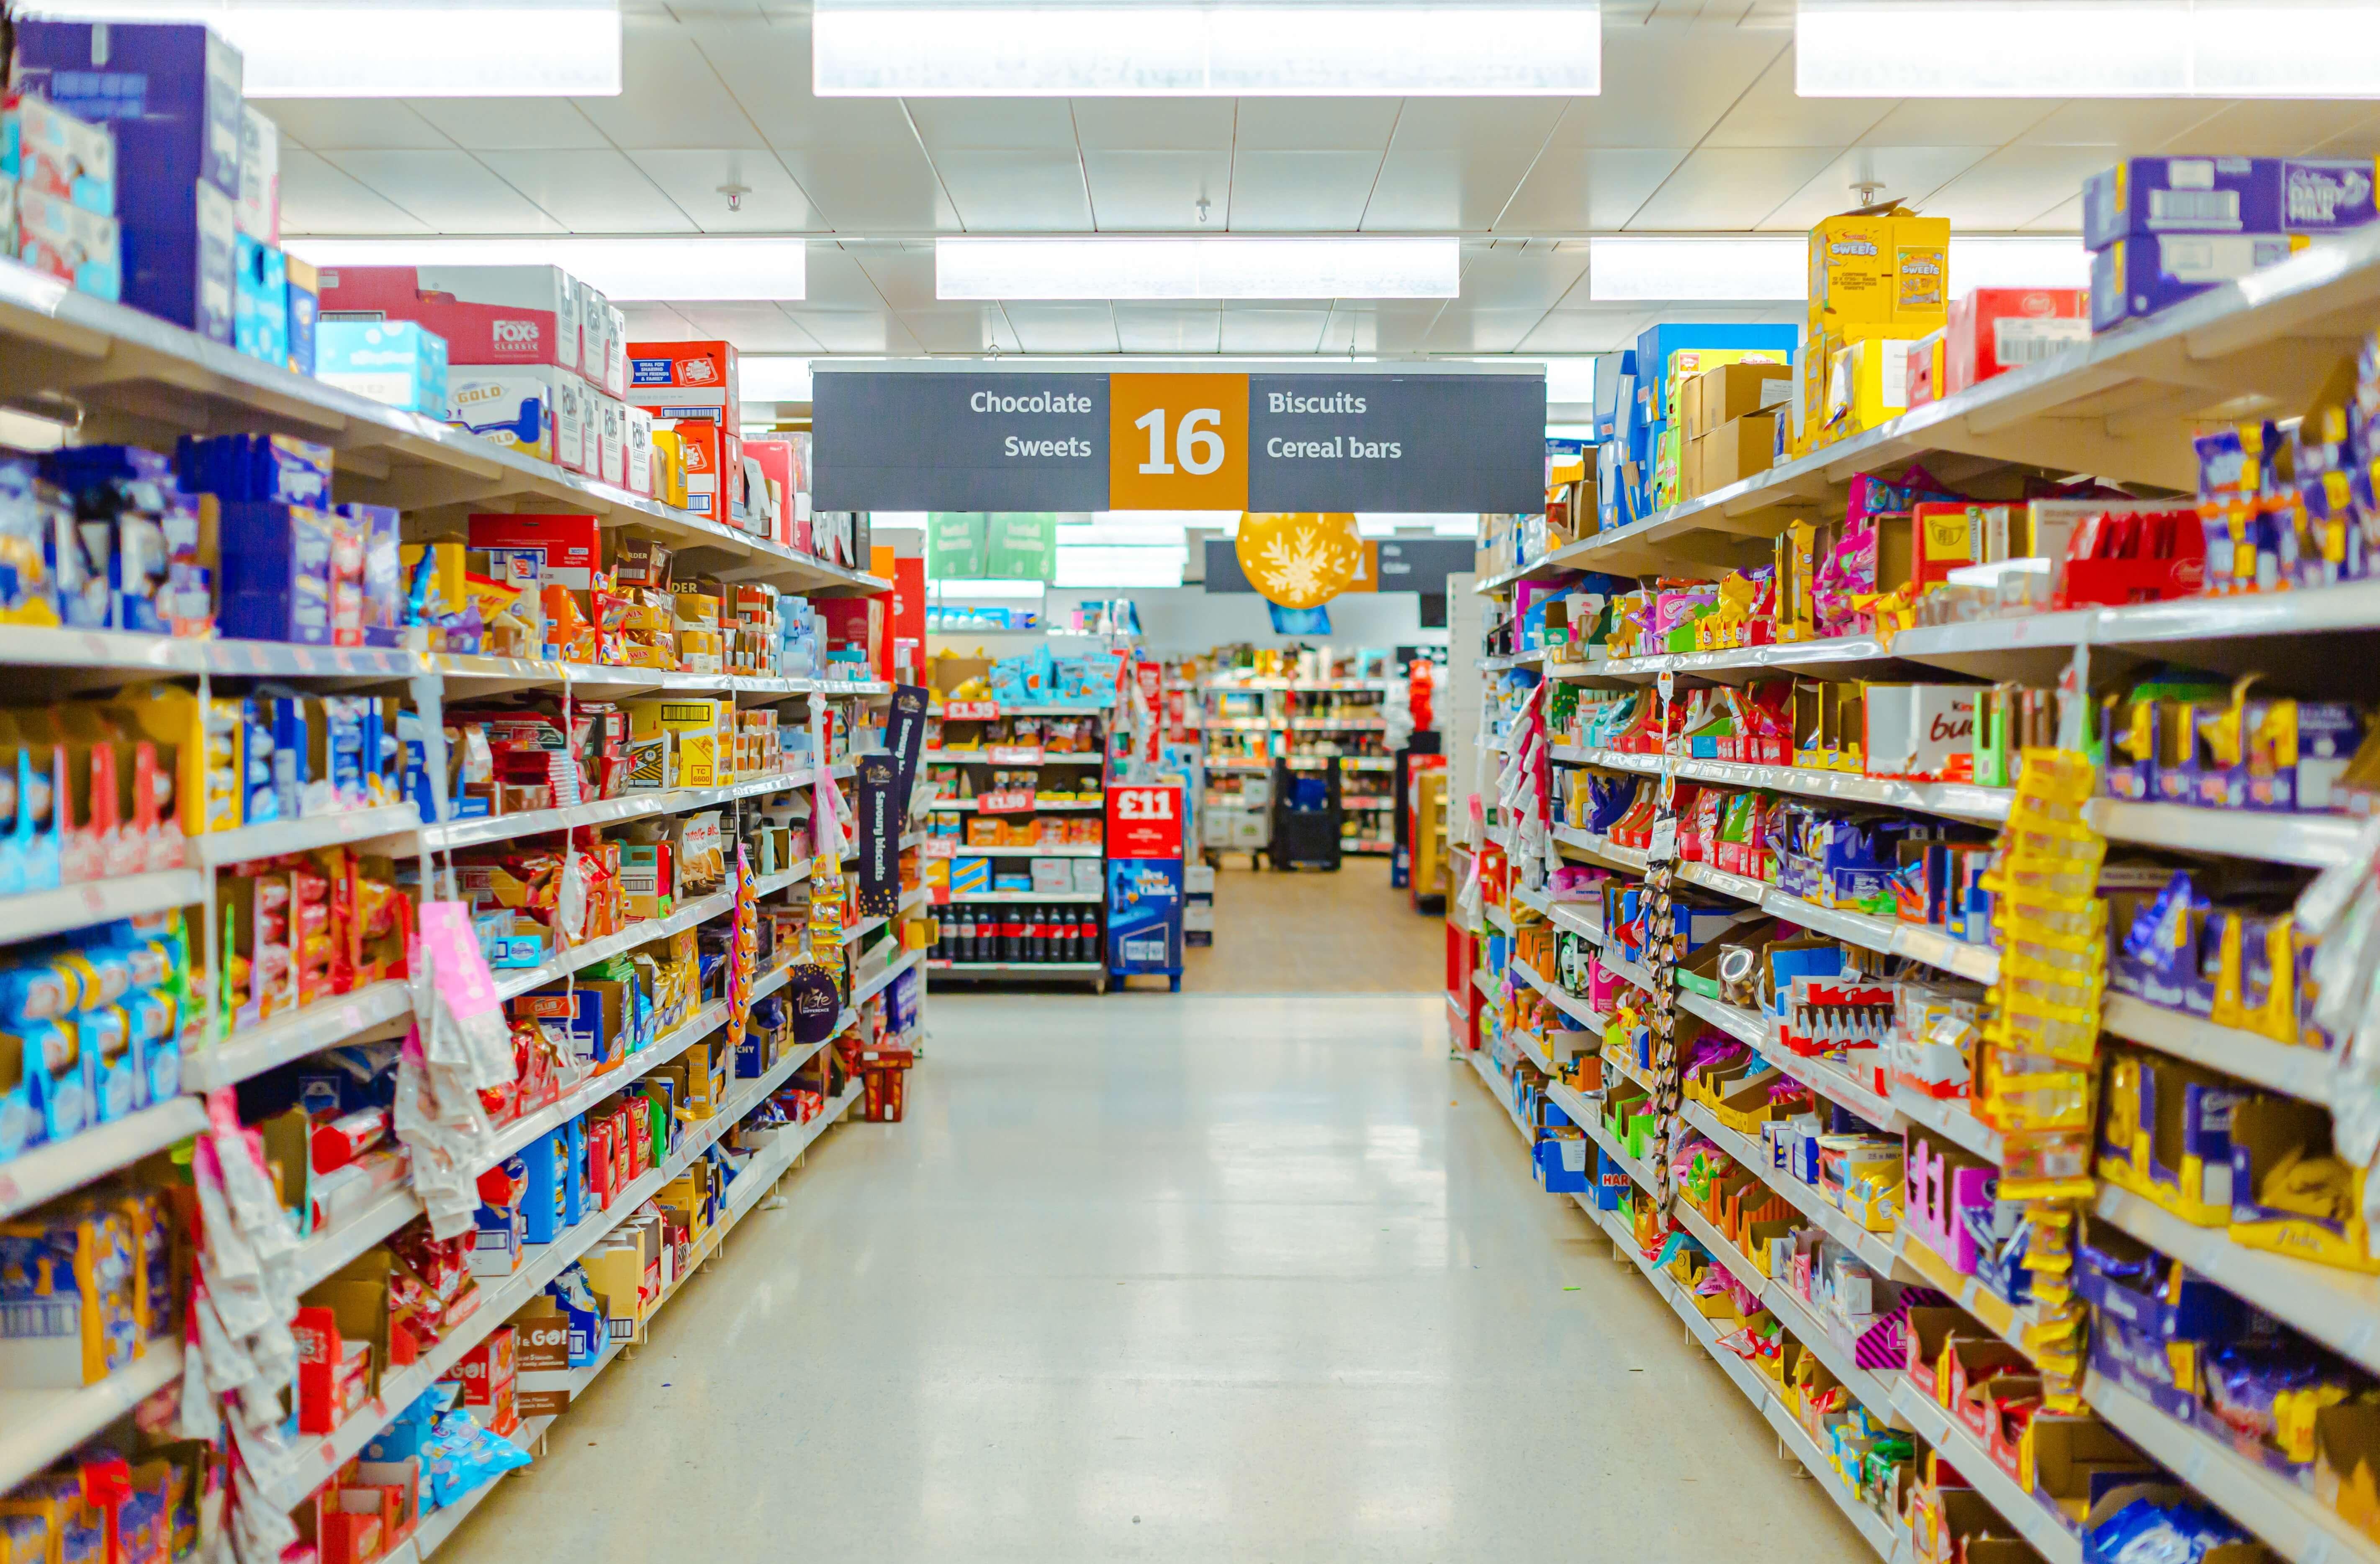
left=944, top=701, right=1000, bottom=721
left=977, top=787, right=1036, bottom=815
left=985, top=745, right=1044, bottom=765
left=923, top=837, right=956, bottom=859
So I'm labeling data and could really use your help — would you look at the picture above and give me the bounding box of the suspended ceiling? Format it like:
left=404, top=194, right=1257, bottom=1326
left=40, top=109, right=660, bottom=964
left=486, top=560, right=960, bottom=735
left=263, top=0, right=2380, bottom=359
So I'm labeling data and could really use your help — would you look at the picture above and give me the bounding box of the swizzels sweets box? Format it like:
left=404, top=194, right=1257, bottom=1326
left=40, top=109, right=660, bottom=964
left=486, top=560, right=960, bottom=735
left=626, top=340, right=740, bottom=427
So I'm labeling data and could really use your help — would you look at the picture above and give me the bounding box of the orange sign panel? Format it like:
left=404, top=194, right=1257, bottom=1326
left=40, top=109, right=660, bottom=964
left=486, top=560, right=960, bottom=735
left=1107, top=373, right=1249, bottom=510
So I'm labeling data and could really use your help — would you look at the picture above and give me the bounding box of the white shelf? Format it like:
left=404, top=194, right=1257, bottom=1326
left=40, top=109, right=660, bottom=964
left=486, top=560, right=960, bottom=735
left=2092, top=1183, right=2380, bottom=1376
left=1678, top=1100, right=1901, bottom=1280
left=0, top=1342, right=184, bottom=1495
left=491, top=891, right=735, bottom=1002
left=195, top=803, right=424, bottom=866
left=1510, top=955, right=1606, bottom=1031
left=0, top=869, right=208, bottom=945
left=0, top=1098, right=209, bottom=1221
left=930, top=798, right=1104, bottom=812
left=2100, top=994, right=2340, bottom=1104
left=2087, top=1373, right=2380, bottom=1564
left=426, top=771, right=815, bottom=852
left=948, top=845, right=1103, bottom=858
left=183, top=979, right=417, bottom=1091
left=937, top=891, right=1105, bottom=904
left=1890, top=1379, right=2081, bottom=1564
left=1465, top=1048, right=1534, bottom=1146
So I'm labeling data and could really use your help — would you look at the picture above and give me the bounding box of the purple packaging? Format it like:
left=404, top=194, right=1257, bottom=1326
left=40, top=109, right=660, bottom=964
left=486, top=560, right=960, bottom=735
left=342, top=503, right=404, bottom=647
left=13, top=21, right=244, bottom=197
left=216, top=501, right=332, bottom=645
left=118, top=180, right=238, bottom=344
left=2091, top=232, right=2306, bottom=332
left=2084, top=157, right=2378, bottom=250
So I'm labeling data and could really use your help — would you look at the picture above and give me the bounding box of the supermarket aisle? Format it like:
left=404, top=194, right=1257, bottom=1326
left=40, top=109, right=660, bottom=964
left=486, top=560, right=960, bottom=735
left=446, top=994, right=1865, bottom=1564
left=1184, top=856, right=1444, bottom=992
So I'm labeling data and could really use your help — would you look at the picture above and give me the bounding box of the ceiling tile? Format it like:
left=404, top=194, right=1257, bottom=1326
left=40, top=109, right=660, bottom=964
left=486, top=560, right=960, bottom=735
left=1232, top=99, right=1401, bottom=152
left=619, top=304, right=695, bottom=342
left=476, top=151, right=695, bottom=232
left=786, top=309, right=913, bottom=354
left=1702, top=54, right=1890, bottom=149
left=2169, top=101, right=2380, bottom=157
left=404, top=99, right=610, bottom=152
left=778, top=147, right=960, bottom=230
left=277, top=149, right=429, bottom=234
left=1857, top=99, right=2061, bottom=145
left=1922, top=145, right=2117, bottom=229
left=1319, top=302, right=1376, bottom=354
left=669, top=302, right=825, bottom=352
left=1226, top=150, right=1384, bottom=231
left=931, top=151, right=1094, bottom=231
left=1113, top=303, right=1222, bottom=353
left=1366, top=301, right=1453, bottom=354
left=1518, top=306, right=1658, bottom=351
left=1628, top=147, right=1840, bottom=229
left=894, top=303, right=1017, bottom=354
left=257, top=101, right=451, bottom=152
left=1760, top=146, right=1997, bottom=231
left=573, top=13, right=766, bottom=150
left=906, top=100, right=1082, bottom=151
left=1361, top=99, right=1566, bottom=231
left=1002, top=304, right=1121, bottom=354
left=1219, top=306, right=1330, bottom=353
left=318, top=151, right=567, bottom=232
left=1069, top=99, right=1237, bottom=152
left=1498, top=147, right=1684, bottom=230
left=835, top=243, right=938, bottom=311
left=2023, top=194, right=2084, bottom=233
left=2017, top=100, right=2226, bottom=149
left=1082, top=151, right=1232, bottom=230
left=1457, top=244, right=1592, bottom=312
left=1422, top=305, right=1549, bottom=353
left=628, top=149, right=823, bottom=232
left=1544, top=26, right=1786, bottom=149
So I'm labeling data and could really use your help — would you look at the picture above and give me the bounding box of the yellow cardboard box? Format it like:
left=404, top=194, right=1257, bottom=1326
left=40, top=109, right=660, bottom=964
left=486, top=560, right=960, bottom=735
left=1808, top=206, right=1951, bottom=327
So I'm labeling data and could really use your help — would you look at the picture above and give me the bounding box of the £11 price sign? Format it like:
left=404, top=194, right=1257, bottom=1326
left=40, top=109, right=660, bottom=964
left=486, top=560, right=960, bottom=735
left=1106, top=784, right=1182, bottom=861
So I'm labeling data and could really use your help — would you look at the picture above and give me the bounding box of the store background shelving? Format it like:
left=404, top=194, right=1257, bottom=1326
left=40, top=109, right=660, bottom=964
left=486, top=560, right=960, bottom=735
left=1449, top=216, right=2380, bottom=1564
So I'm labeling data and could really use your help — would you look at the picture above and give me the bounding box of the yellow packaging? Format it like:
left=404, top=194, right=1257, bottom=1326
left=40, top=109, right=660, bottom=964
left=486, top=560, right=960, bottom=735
left=1827, top=337, right=1925, bottom=437
left=1808, top=206, right=1951, bottom=327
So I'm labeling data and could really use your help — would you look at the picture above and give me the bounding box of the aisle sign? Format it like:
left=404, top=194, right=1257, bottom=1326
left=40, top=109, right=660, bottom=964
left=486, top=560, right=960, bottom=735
left=1106, top=784, right=1183, bottom=860
left=814, top=368, right=1543, bottom=512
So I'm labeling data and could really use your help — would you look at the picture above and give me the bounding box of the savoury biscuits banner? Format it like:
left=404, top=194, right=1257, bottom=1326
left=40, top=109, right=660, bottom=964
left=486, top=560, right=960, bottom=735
left=812, top=368, right=1544, bottom=513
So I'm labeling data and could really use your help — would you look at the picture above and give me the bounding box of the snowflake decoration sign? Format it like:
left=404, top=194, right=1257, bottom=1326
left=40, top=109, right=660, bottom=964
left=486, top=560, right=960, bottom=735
left=1235, top=512, right=1363, bottom=609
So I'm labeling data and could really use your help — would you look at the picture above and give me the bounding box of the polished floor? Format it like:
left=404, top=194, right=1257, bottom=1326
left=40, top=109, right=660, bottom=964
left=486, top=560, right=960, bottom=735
left=447, top=994, right=1869, bottom=1562
left=1182, top=854, right=1445, bottom=993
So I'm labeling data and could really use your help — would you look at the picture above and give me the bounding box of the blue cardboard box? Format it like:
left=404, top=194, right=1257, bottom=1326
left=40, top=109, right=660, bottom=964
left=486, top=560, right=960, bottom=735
left=231, top=234, right=286, bottom=365
left=15, top=21, right=244, bottom=197
left=1107, top=858, right=1182, bottom=977
left=120, top=179, right=238, bottom=342
left=316, top=320, right=450, bottom=415
left=2083, top=156, right=2379, bottom=249
left=216, top=501, right=332, bottom=645
left=2091, top=232, right=2305, bottom=332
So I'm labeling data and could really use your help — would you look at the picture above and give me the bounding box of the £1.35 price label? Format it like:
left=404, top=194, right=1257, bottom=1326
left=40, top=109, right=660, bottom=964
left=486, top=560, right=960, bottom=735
left=1105, top=784, right=1183, bottom=860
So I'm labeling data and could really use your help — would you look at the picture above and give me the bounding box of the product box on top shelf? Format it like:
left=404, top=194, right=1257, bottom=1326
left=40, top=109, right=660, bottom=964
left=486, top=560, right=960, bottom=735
left=6, top=93, right=117, bottom=214
left=627, top=340, right=740, bottom=426
left=14, top=21, right=242, bottom=198
left=231, top=234, right=286, bottom=365
left=316, top=265, right=584, bottom=376
left=1944, top=288, right=2090, bottom=392
left=2092, top=233, right=2308, bottom=332
left=315, top=321, right=449, bottom=417
left=14, top=185, right=122, bottom=301
left=626, top=405, right=655, bottom=496
left=745, top=438, right=798, bottom=544
left=660, top=420, right=739, bottom=525
left=2084, top=157, right=2380, bottom=249
left=237, top=103, right=278, bottom=241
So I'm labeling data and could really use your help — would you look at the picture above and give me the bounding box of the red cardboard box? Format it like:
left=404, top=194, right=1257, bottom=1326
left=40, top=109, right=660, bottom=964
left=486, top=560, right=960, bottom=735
left=627, top=339, right=739, bottom=425
left=1943, top=288, right=2089, bottom=396
left=466, top=512, right=601, bottom=591
left=819, top=596, right=885, bottom=680
left=442, top=1325, right=519, bottom=1438
left=743, top=437, right=797, bottom=544
left=317, top=264, right=585, bottom=376
left=662, top=421, right=740, bottom=526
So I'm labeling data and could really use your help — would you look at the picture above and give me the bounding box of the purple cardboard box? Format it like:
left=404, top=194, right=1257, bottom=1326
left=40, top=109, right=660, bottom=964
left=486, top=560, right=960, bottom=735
left=2084, top=157, right=2379, bottom=248
left=119, top=180, right=238, bottom=343
left=216, top=501, right=332, bottom=645
left=2091, top=232, right=2305, bottom=332
left=12, top=21, right=244, bottom=196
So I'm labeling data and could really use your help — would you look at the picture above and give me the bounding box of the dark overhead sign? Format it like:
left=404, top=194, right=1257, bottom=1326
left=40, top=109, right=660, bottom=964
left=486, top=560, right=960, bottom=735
left=811, top=369, right=1545, bottom=513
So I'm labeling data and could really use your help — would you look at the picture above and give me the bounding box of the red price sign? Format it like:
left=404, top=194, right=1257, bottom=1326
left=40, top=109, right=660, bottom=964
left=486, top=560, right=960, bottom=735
left=944, top=700, right=999, bottom=721
left=1106, top=783, right=1182, bottom=860
left=977, top=788, right=1036, bottom=815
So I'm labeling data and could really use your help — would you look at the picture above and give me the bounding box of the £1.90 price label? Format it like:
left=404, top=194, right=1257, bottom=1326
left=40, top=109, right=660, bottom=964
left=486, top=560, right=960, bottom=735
left=1108, top=374, right=1248, bottom=509
left=1106, top=784, right=1184, bottom=860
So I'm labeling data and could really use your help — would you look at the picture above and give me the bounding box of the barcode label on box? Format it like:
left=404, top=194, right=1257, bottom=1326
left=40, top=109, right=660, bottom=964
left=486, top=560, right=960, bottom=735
left=1993, top=317, right=2090, bottom=365
left=2150, top=188, right=2241, bottom=226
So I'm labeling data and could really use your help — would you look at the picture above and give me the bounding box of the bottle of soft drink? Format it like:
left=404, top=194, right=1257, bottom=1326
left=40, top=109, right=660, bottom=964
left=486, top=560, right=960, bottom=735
left=950, top=906, right=972, bottom=963
left=1000, top=905, right=1022, bottom=963
left=1030, top=906, right=1050, bottom=964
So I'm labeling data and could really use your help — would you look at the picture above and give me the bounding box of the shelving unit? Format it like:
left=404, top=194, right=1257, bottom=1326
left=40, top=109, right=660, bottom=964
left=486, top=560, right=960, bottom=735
left=1452, top=219, right=2380, bottom=1564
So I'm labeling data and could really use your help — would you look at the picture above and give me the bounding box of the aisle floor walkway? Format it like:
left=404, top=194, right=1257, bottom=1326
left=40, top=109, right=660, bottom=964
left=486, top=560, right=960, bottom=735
left=448, top=993, right=1867, bottom=1563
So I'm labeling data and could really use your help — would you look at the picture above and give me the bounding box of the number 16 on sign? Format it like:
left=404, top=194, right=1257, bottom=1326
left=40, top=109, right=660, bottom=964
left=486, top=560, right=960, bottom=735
left=1109, top=375, right=1247, bottom=509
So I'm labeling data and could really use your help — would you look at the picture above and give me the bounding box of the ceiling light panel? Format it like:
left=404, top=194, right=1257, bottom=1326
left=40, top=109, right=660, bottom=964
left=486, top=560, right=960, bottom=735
left=1797, top=0, right=2380, bottom=97
left=285, top=238, right=805, bottom=302
left=28, top=1, right=622, bottom=96
left=814, top=0, right=1599, bottom=95
left=938, top=238, right=1459, bottom=300
left=1587, top=235, right=2087, bottom=301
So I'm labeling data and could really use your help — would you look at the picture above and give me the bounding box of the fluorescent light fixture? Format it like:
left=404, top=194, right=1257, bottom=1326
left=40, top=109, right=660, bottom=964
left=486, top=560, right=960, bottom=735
left=814, top=0, right=1599, bottom=96
left=1589, top=235, right=2087, bottom=301
left=929, top=578, right=1047, bottom=599
left=1054, top=546, right=1187, bottom=588
left=938, top=238, right=1458, bottom=300
left=285, top=238, right=804, bottom=301
left=1538, top=358, right=1596, bottom=404
left=1797, top=0, right=2380, bottom=97
left=1058, top=521, right=1196, bottom=547
left=27, top=0, right=622, bottom=96
left=741, top=358, right=815, bottom=403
